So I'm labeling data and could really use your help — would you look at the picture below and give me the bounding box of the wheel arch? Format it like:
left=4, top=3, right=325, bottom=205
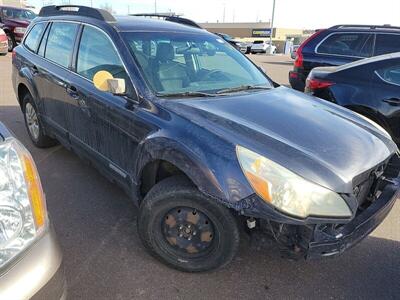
left=135, top=137, right=226, bottom=205
left=16, top=71, right=39, bottom=111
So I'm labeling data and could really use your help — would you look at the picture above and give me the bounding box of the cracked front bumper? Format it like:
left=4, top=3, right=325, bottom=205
left=306, top=177, right=399, bottom=259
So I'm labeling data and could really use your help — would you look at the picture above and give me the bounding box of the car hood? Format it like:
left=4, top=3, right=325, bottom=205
left=4, top=19, right=30, bottom=27
left=161, top=87, right=398, bottom=193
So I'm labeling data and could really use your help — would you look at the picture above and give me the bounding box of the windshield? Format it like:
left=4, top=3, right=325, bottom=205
left=122, top=32, right=272, bottom=96
left=2, top=8, right=36, bottom=20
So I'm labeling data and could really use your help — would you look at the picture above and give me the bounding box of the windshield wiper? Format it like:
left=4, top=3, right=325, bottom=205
left=216, top=85, right=271, bottom=94
left=156, top=91, right=217, bottom=98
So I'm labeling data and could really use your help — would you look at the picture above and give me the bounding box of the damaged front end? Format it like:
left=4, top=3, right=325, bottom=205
left=240, top=154, right=400, bottom=260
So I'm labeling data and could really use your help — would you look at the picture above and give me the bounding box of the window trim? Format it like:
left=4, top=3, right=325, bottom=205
left=375, top=67, right=400, bottom=87
left=314, top=31, right=376, bottom=59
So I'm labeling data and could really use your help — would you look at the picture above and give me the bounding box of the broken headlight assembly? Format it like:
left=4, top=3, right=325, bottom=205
left=0, top=138, right=48, bottom=268
left=236, top=145, right=352, bottom=219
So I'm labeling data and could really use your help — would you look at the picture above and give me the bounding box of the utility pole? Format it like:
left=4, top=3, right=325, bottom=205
left=222, top=3, right=225, bottom=23
left=269, top=0, right=276, bottom=54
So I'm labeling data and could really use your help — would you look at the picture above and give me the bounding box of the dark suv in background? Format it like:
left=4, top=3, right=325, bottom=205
left=0, top=6, right=36, bottom=51
left=289, top=24, right=400, bottom=91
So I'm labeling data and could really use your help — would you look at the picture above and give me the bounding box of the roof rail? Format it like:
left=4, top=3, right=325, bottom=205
left=330, top=24, right=400, bottom=30
left=130, top=13, right=202, bottom=29
left=39, top=5, right=116, bottom=22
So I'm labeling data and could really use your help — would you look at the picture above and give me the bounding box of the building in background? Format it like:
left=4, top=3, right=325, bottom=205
left=200, top=22, right=313, bottom=53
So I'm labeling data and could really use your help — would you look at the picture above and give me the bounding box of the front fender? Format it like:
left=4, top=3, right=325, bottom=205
left=135, top=135, right=253, bottom=205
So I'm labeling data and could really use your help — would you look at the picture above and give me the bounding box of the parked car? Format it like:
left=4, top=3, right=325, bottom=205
left=251, top=40, right=277, bottom=54
left=0, top=122, right=66, bottom=299
left=0, top=6, right=36, bottom=51
left=289, top=24, right=400, bottom=91
left=0, top=26, right=7, bottom=55
left=215, top=32, right=251, bottom=54
left=306, top=52, right=400, bottom=145
left=290, top=44, right=299, bottom=59
left=13, top=5, right=400, bottom=272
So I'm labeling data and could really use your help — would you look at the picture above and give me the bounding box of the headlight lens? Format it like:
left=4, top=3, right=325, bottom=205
left=0, top=138, right=47, bottom=268
left=236, top=145, right=352, bottom=219
left=14, top=27, right=26, bottom=34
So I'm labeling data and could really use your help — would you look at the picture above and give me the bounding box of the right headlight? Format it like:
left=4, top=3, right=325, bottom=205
left=236, top=145, right=352, bottom=219
left=0, top=138, right=48, bottom=268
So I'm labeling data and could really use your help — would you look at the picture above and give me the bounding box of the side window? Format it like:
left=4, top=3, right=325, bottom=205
left=77, top=26, right=127, bottom=82
left=375, top=34, right=400, bottom=56
left=376, top=65, right=400, bottom=86
left=45, top=22, right=78, bottom=68
left=317, top=33, right=374, bottom=57
left=23, top=23, right=46, bottom=52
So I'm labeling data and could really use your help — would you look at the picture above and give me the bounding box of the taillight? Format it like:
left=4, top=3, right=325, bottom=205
left=306, top=77, right=334, bottom=91
left=12, top=49, right=16, bottom=60
left=294, top=29, right=326, bottom=69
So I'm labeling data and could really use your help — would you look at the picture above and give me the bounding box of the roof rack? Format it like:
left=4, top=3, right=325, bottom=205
left=330, top=24, right=400, bottom=31
left=130, top=13, right=202, bottom=29
left=39, top=5, right=116, bottom=22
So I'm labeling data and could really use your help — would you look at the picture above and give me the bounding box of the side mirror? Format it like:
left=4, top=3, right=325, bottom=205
left=93, top=70, right=126, bottom=95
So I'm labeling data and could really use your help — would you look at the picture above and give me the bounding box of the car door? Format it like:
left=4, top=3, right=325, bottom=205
left=65, top=24, right=145, bottom=182
left=36, top=21, right=79, bottom=143
left=373, top=63, right=400, bottom=142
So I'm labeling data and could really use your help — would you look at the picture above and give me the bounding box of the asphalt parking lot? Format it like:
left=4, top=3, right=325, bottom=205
left=1, top=53, right=399, bottom=300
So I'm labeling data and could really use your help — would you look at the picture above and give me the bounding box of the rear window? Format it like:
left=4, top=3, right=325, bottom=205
left=45, top=22, right=78, bottom=68
left=375, top=34, right=400, bottom=56
left=317, top=33, right=374, bottom=57
left=24, top=23, right=46, bottom=52
left=376, top=65, right=400, bottom=86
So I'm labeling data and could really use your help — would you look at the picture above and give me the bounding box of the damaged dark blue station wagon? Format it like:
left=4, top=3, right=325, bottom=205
left=12, top=6, right=400, bottom=272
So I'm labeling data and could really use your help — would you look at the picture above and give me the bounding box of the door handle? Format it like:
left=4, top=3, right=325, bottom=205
left=31, top=65, right=39, bottom=75
left=383, top=98, right=400, bottom=105
left=66, top=85, right=80, bottom=100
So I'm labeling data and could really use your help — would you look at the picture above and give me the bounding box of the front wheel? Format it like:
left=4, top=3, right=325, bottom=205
left=138, top=176, right=240, bottom=272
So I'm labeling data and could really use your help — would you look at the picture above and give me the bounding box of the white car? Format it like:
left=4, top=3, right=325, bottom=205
left=0, top=27, right=8, bottom=55
left=251, top=40, right=277, bottom=54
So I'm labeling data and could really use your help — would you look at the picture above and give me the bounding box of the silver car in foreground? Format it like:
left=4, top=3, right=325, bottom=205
left=0, top=122, right=66, bottom=300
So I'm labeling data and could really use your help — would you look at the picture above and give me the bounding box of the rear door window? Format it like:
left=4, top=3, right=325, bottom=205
left=317, top=33, right=374, bottom=57
left=45, top=22, right=78, bottom=68
left=376, top=65, right=400, bottom=86
left=24, top=23, right=46, bottom=52
left=375, top=34, right=400, bottom=56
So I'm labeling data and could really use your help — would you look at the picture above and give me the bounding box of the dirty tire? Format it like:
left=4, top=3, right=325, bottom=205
left=23, top=93, right=58, bottom=148
left=138, top=176, right=240, bottom=272
left=7, top=34, right=16, bottom=52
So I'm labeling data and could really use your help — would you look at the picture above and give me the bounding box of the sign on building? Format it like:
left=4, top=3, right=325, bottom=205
left=252, top=28, right=271, bottom=37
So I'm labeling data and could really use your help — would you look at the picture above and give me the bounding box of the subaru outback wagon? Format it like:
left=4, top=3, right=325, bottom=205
left=12, top=5, right=400, bottom=272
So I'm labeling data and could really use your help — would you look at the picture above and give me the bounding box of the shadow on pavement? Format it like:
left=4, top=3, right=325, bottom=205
left=0, top=105, right=399, bottom=299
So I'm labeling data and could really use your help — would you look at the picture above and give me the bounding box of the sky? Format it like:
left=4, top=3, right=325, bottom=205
left=28, top=0, right=400, bottom=29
